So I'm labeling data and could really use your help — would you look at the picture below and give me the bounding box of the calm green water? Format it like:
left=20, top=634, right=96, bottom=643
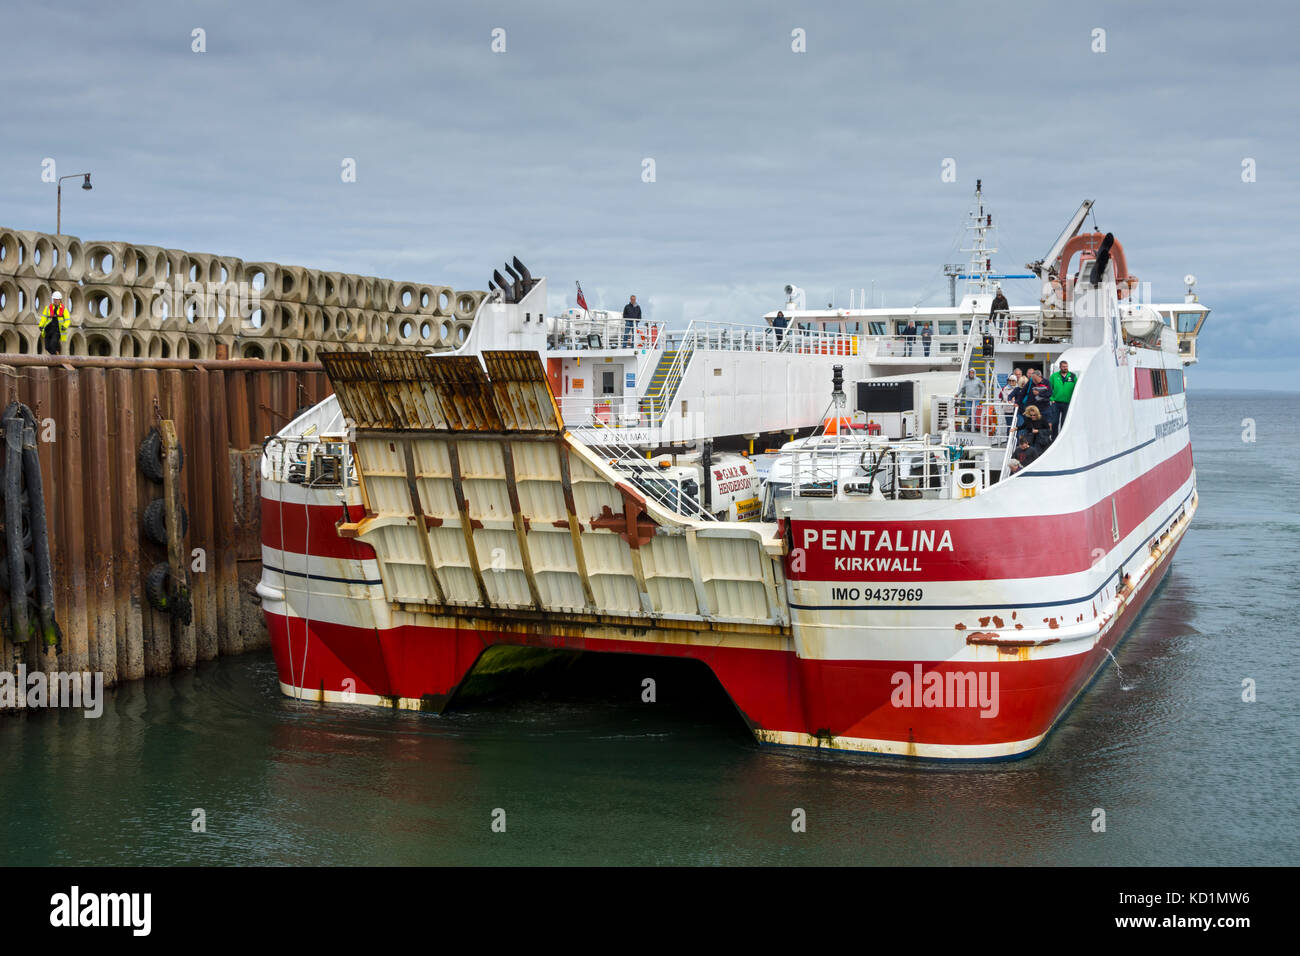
left=2, top=391, right=1297, bottom=866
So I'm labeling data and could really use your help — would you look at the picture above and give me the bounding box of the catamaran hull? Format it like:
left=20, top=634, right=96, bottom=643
left=261, top=481, right=1193, bottom=761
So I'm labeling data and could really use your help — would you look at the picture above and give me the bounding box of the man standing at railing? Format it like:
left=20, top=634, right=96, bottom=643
left=959, top=368, right=984, bottom=422
left=772, top=310, right=789, bottom=346
left=1049, top=359, right=1077, bottom=434
left=921, top=322, right=933, bottom=357
left=903, top=318, right=918, bottom=356
left=989, top=284, right=1009, bottom=336
left=622, top=295, right=641, bottom=348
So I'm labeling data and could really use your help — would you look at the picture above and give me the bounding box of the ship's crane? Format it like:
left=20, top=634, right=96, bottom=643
left=1027, top=200, right=1095, bottom=279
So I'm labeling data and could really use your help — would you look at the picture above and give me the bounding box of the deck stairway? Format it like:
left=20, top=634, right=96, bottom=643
left=953, top=317, right=998, bottom=432
left=638, top=330, right=695, bottom=424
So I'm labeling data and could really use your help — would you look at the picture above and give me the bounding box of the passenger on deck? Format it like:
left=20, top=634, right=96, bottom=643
left=1019, top=404, right=1050, bottom=451
left=622, top=295, right=641, bottom=348
left=1025, top=369, right=1052, bottom=422
left=959, top=368, right=984, bottom=422
left=772, top=310, right=789, bottom=345
left=989, top=285, right=1009, bottom=335
left=1013, top=373, right=1030, bottom=430
left=1049, top=360, right=1078, bottom=433
left=921, top=323, right=933, bottom=356
left=999, top=367, right=1024, bottom=432
left=903, top=319, right=918, bottom=356
left=1008, top=436, right=1039, bottom=473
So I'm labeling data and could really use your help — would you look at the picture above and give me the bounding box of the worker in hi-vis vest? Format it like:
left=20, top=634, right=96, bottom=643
left=38, top=291, right=71, bottom=355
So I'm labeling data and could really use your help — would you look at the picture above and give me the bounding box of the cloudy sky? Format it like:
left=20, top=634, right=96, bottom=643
left=2, top=0, right=1294, bottom=386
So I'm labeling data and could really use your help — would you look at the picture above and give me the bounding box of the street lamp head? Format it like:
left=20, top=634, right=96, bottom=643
left=81, top=174, right=92, bottom=190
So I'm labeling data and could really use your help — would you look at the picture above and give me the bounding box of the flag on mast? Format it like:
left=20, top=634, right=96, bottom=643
left=575, top=281, right=589, bottom=312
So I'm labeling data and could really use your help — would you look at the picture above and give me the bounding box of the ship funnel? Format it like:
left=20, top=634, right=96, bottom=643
left=503, top=262, right=524, bottom=301
left=492, top=269, right=513, bottom=302
left=513, top=257, right=534, bottom=288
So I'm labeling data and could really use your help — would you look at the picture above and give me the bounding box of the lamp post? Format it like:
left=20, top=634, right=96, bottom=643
left=56, top=173, right=93, bottom=235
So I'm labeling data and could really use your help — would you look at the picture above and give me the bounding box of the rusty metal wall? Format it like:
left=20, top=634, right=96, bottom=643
left=0, top=355, right=328, bottom=689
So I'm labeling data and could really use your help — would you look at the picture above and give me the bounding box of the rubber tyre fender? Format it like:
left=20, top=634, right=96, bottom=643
left=142, top=498, right=188, bottom=546
left=137, top=426, right=184, bottom=484
left=145, top=561, right=192, bottom=623
left=145, top=561, right=171, bottom=612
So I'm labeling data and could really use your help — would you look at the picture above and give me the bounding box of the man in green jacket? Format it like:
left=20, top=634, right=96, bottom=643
left=1049, top=360, right=1077, bottom=434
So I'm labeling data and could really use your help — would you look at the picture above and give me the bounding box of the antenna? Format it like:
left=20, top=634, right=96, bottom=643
left=959, top=180, right=999, bottom=297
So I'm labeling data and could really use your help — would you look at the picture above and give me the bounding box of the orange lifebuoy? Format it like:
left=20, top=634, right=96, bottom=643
left=975, top=403, right=997, bottom=436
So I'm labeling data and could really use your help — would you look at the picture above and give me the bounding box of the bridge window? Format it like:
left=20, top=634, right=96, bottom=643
left=1175, top=312, right=1201, bottom=333
left=1135, top=367, right=1184, bottom=398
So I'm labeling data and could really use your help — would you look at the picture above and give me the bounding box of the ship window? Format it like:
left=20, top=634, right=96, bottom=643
left=868, top=322, right=887, bottom=335
left=1176, top=312, right=1201, bottom=333
left=938, top=321, right=957, bottom=335
left=1141, top=368, right=1184, bottom=398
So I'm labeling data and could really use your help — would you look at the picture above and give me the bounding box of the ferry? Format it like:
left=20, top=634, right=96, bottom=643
left=257, top=188, right=1209, bottom=759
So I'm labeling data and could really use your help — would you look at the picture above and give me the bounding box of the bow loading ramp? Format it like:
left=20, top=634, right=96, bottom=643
left=312, top=349, right=802, bottom=730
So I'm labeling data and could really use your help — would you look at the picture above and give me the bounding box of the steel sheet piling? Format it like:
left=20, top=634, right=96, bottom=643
left=209, top=370, right=242, bottom=656
left=134, top=367, right=170, bottom=675
left=0, top=356, right=329, bottom=703
left=54, top=368, right=90, bottom=675
left=109, top=368, right=145, bottom=681
left=83, top=369, right=118, bottom=686
left=189, top=367, right=219, bottom=662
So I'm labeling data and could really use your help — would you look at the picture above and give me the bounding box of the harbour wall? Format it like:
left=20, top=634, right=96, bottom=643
left=0, top=355, right=331, bottom=697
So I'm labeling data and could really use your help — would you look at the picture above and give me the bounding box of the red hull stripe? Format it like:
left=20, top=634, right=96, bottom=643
left=790, top=485, right=1192, bottom=612
left=790, top=444, right=1191, bottom=582
left=261, top=497, right=377, bottom=562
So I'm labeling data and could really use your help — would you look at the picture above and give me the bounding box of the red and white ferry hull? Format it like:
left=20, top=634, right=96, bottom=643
left=259, top=323, right=1197, bottom=759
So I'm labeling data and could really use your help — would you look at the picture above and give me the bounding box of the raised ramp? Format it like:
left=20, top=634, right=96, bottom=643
left=320, top=349, right=789, bottom=629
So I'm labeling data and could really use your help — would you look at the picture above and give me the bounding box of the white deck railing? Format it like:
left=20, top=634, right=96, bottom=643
left=559, top=395, right=647, bottom=429
left=779, top=435, right=1002, bottom=502
left=871, top=333, right=965, bottom=358
left=547, top=314, right=667, bottom=351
